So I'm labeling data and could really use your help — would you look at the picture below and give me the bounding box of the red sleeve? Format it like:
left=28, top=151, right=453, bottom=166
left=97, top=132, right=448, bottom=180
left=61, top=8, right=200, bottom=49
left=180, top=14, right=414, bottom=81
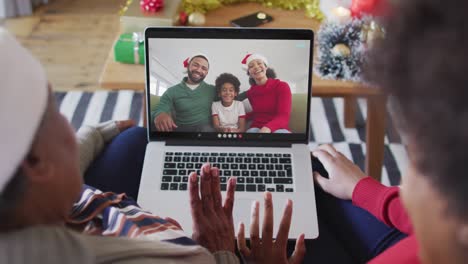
left=264, top=81, right=292, bottom=132
left=352, top=177, right=413, bottom=235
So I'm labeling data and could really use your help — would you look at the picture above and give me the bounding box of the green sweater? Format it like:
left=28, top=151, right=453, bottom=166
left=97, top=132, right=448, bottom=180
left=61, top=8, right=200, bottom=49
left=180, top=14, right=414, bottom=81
left=153, top=79, right=217, bottom=126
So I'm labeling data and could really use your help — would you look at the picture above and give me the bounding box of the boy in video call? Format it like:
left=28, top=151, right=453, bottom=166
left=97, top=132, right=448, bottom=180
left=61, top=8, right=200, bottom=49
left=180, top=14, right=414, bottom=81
left=212, top=73, right=246, bottom=133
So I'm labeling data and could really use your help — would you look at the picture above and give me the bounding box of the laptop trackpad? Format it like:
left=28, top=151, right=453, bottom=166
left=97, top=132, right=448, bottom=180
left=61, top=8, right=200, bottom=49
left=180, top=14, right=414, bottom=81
left=233, top=197, right=279, bottom=238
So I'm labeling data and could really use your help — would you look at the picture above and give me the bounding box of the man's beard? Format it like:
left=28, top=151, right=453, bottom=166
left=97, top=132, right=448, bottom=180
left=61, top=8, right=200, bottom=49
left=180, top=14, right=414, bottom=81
left=187, top=70, right=206, bottom=84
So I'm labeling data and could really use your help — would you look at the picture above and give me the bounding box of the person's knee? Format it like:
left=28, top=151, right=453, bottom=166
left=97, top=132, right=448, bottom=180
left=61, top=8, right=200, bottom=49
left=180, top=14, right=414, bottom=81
left=113, top=126, right=147, bottom=149
left=247, top=127, right=260, bottom=133
left=273, top=129, right=291, bottom=134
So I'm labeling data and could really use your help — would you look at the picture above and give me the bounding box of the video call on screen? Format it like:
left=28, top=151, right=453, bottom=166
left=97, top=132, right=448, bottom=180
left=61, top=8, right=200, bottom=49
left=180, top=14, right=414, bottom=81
left=148, top=38, right=311, bottom=135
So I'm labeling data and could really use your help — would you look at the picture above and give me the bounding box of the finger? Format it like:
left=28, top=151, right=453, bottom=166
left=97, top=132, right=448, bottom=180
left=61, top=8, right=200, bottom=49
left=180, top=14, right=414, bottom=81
left=318, top=144, right=339, bottom=157
left=170, top=119, right=178, bottom=128
left=237, top=222, right=251, bottom=257
left=159, top=120, right=168, bottom=132
left=155, top=121, right=163, bottom=132
left=200, top=164, right=215, bottom=212
left=249, top=201, right=260, bottom=253
left=164, top=217, right=182, bottom=229
left=223, top=177, right=236, bottom=219
left=289, top=233, right=306, bottom=264
left=262, top=191, right=274, bottom=250
left=189, top=172, right=202, bottom=222
left=313, top=171, right=330, bottom=191
left=116, top=119, right=136, bottom=132
left=311, top=149, right=334, bottom=169
left=275, top=199, right=293, bottom=248
left=163, top=120, right=173, bottom=132
left=210, top=167, right=223, bottom=212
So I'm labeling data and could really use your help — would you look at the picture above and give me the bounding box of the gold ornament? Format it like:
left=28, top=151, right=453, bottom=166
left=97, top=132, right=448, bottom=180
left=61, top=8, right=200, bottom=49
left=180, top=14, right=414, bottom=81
left=331, top=43, right=351, bottom=57
left=188, top=12, right=206, bottom=26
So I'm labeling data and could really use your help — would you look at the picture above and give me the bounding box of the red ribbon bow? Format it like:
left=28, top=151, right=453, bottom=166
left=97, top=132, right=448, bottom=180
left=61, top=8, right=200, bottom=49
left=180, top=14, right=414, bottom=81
left=140, top=0, right=164, bottom=13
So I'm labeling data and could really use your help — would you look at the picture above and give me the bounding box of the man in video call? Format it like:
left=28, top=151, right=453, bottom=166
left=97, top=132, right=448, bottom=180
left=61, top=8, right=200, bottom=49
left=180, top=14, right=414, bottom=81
left=152, top=54, right=217, bottom=132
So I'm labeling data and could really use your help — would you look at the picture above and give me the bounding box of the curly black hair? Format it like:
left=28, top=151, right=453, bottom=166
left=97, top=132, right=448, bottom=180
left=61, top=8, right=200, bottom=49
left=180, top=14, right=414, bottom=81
left=215, top=73, right=241, bottom=94
left=366, top=0, right=468, bottom=219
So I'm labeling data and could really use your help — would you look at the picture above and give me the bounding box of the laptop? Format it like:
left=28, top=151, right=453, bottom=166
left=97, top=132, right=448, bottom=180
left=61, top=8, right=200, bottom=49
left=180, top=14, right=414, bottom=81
left=138, top=27, right=318, bottom=239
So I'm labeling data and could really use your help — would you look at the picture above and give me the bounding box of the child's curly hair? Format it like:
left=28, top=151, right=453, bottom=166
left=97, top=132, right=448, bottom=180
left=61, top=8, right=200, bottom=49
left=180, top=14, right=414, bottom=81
left=215, top=73, right=241, bottom=95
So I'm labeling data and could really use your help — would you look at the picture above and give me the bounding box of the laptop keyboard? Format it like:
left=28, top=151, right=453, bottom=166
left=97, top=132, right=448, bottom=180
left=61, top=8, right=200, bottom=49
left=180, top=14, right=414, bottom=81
left=160, top=152, right=294, bottom=192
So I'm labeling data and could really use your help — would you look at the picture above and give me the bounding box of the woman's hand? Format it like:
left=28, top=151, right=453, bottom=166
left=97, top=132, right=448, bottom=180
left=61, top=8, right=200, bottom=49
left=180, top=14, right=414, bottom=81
left=312, top=144, right=367, bottom=200
left=115, top=119, right=136, bottom=132
left=237, top=192, right=306, bottom=264
left=189, top=164, right=237, bottom=253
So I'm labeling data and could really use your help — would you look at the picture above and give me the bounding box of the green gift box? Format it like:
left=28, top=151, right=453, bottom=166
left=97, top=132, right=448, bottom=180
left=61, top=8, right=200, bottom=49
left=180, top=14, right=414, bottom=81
left=114, top=32, right=145, bottom=64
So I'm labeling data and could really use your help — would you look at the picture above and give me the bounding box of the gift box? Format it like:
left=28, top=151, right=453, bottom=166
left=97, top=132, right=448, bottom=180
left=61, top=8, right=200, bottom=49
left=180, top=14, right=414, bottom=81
left=120, top=0, right=182, bottom=33
left=114, top=32, right=145, bottom=65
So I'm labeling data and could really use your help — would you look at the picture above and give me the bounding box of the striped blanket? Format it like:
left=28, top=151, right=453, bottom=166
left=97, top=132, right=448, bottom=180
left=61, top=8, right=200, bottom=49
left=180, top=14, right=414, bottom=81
left=66, top=185, right=195, bottom=245
left=54, top=91, right=408, bottom=186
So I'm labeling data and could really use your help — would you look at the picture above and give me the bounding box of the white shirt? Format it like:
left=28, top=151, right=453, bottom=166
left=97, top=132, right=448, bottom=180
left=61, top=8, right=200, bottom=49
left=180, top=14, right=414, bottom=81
left=211, top=100, right=246, bottom=129
left=185, top=82, right=200, bottom=90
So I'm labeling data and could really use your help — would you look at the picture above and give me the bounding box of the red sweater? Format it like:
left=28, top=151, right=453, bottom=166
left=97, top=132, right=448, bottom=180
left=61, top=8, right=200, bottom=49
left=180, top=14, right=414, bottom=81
left=353, top=177, right=421, bottom=264
left=246, top=78, right=292, bottom=132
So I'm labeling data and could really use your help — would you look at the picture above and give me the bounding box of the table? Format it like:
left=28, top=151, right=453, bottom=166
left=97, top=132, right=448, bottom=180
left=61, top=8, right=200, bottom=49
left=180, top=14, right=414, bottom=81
left=99, top=3, right=386, bottom=181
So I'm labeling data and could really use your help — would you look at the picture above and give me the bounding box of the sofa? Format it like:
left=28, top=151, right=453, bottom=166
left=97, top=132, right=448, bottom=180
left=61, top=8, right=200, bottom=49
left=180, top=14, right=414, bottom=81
left=149, top=93, right=307, bottom=133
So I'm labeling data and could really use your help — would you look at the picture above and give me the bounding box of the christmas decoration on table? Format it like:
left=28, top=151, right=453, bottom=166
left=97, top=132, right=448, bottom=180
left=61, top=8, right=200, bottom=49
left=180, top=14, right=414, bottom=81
left=350, top=0, right=390, bottom=18
left=140, top=0, right=164, bottom=13
left=314, top=0, right=387, bottom=81
left=181, top=0, right=324, bottom=21
left=119, top=0, right=182, bottom=33
left=188, top=12, right=206, bottom=26
left=114, top=32, right=145, bottom=65
left=315, top=19, right=366, bottom=81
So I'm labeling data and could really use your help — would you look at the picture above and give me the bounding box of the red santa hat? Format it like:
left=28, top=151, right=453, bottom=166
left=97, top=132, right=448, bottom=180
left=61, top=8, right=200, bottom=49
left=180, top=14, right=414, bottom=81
left=0, top=28, right=48, bottom=193
left=241, top=53, right=269, bottom=70
left=183, top=53, right=210, bottom=68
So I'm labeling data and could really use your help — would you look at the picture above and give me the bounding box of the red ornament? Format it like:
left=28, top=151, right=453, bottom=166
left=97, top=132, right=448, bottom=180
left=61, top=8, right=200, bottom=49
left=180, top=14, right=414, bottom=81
left=140, top=0, right=164, bottom=13
left=179, top=11, right=188, bottom=25
left=351, top=0, right=389, bottom=18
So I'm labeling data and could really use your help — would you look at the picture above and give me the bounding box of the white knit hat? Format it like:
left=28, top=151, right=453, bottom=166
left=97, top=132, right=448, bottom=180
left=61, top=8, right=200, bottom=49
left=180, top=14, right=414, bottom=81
left=241, top=53, right=269, bottom=70
left=0, top=28, right=48, bottom=193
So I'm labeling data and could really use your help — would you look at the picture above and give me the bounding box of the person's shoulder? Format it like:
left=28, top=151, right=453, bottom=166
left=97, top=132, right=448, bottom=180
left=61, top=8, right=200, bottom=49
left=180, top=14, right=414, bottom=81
left=0, top=226, right=93, bottom=263
left=202, top=82, right=216, bottom=89
left=270, top=79, right=291, bottom=92
left=270, top=78, right=289, bottom=87
left=234, top=100, right=245, bottom=108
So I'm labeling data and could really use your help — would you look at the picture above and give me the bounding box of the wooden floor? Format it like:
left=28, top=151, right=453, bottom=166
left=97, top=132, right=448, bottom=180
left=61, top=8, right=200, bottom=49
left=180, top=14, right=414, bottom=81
left=1, top=0, right=127, bottom=91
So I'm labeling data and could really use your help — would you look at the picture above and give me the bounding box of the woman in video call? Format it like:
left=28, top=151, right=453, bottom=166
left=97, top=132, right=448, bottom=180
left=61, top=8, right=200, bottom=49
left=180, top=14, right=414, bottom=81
left=237, top=53, right=292, bottom=133
left=212, top=73, right=247, bottom=133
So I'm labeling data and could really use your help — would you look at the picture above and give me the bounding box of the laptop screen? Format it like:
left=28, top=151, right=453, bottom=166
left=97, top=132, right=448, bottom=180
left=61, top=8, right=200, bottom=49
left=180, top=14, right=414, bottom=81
left=145, top=28, right=313, bottom=144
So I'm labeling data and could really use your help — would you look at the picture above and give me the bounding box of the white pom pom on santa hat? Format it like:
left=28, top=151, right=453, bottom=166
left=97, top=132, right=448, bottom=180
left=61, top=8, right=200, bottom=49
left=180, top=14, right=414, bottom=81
left=241, top=53, right=269, bottom=70
left=0, top=28, right=48, bottom=193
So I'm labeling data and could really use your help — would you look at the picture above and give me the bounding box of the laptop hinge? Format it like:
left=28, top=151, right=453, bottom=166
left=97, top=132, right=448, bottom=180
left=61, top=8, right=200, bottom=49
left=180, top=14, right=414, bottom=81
left=165, top=139, right=293, bottom=148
